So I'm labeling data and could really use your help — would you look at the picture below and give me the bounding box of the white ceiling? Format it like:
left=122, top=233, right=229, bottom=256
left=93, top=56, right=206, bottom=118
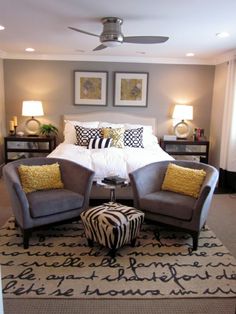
left=0, top=0, right=236, bottom=64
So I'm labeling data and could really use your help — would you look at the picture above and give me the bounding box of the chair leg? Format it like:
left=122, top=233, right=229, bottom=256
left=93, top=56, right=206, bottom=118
left=131, top=238, right=137, bottom=247
left=154, top=229, right=160, bottom=241
left=109, top=248, right=117, bottom=258
left=22, top=229, right=31, bottom=249
left=87, top=238, right=94, bottom=247
left=192, top=232, right=199, bottom=251
left=14, top=218, right=18, bottom=228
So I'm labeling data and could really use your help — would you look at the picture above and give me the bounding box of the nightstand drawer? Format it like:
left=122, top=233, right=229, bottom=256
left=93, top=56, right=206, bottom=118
left=160, top=139, right=209, bottom=164
left=4, top=136, right=56, bottom=163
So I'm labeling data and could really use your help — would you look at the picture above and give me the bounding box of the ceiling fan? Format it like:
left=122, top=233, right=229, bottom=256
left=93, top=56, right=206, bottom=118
left=69, top=17, right=169, bottom=51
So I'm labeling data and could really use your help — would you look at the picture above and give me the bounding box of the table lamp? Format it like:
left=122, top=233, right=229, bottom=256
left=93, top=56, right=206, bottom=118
left=22, top=100, right=44, bottom=136
left=172, top=104, right=193, bottom=139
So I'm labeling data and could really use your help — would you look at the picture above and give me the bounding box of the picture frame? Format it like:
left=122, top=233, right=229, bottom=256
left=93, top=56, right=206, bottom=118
left=114, top=72, right=149, bottom=107
left=74, top=71, right=108, bottom=106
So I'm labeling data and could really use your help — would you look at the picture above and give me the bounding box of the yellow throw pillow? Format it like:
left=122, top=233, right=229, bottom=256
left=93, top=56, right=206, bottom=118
left=161, top=163, right=206, bottom=198
left=102, top=127, right=125, bottom=148
left=18, top=163, right=64, bottom=193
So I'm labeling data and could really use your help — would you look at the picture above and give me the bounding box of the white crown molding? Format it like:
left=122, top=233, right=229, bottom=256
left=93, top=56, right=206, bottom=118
left=2, top=52, right=217, bottom=65
left=2, top=50, right=235, bottom=65
left=214, top=49, right=236, bottom=64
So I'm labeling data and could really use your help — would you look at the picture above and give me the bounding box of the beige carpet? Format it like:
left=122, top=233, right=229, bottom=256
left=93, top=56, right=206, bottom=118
left=1, top=217, right=236, bottom=300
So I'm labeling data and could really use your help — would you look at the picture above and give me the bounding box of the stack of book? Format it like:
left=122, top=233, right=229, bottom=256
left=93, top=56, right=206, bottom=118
left=102, top=175, right=126, bottom=185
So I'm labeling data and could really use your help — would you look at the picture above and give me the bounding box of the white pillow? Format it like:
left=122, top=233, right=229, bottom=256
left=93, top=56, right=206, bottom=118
left=144, top=134, right=159, bottom=148
left=124, top=123, right=153, bottom=133
left=63, top=120, right=99, bottom=144
left=124, top=123, right=158, bottom=147
left=98, top=121, right=125, bottom=129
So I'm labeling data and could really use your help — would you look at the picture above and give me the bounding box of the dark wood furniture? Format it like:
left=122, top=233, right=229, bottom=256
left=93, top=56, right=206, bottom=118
left=160, top=139, right=209, bottom=164
left=4, top=135, right=56, bottom=163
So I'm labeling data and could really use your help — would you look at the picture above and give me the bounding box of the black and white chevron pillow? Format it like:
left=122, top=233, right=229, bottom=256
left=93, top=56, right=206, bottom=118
left=88, top=137, right=112, bottom=149
left=74, top=125, right=102, bottom=146
left=124, top=127, right=144, bottom=148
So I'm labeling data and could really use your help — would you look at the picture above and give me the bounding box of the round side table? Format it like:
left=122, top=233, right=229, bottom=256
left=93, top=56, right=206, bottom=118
left=95, top=179, right=129, bottom=205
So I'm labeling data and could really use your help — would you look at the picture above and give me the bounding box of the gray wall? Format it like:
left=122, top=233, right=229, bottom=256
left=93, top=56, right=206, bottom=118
left=4, top=59, right=215, bottom=143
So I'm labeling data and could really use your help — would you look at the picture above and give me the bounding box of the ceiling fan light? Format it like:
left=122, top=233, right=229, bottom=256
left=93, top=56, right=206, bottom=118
left=103, top=41, right=122, bottom=47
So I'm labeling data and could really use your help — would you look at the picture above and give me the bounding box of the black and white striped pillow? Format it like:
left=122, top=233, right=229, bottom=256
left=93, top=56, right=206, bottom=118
left=74, top=125, right=102, bottom=146
left=124, top=127, right=144, bottom=148
left=88, top=137, right=112, bottom=149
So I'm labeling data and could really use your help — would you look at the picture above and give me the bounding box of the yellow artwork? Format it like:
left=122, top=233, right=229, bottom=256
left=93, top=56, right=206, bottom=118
left=80, top=77, right=102, bottom=100
left=120, top=79, right=142, bottom=100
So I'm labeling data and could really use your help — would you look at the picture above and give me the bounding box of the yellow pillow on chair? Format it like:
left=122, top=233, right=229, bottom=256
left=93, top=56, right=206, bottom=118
left=18, top=163, right=64, bottom=193
left=161, top=163, right=206, bottom=198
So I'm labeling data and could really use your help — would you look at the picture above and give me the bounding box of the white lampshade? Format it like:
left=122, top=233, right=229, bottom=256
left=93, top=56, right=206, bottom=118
left=22, top=101, right=44, bottom=117
left=172, top=104, right=193, bottom=121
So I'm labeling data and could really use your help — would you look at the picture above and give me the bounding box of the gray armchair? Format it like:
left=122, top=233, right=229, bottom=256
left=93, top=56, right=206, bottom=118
left=3, top=157, right=95, bottom=249
left=129, top=160, right=219, bottom=251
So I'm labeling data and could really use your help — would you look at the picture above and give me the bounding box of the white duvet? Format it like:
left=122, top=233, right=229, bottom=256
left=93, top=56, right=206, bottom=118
left=48, top=143, right=174, bottom=180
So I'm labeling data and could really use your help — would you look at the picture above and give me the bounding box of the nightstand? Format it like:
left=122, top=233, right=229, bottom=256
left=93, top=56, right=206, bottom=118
left=160, top=139, right=209, bottom=164
left=4, top=135, right=56, bottom=163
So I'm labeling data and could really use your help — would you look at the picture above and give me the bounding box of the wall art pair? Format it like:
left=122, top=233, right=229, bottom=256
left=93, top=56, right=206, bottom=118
left=74, top=71, right=149, bottom=107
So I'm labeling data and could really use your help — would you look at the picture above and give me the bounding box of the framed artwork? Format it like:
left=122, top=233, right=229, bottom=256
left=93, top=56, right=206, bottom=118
left=114, top=72, right=149, bottom=107
left=74, top=71, right=108, bottom=106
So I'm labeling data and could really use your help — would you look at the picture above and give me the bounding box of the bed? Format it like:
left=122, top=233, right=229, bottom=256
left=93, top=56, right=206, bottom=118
left=48, top=112, right=173, bottom=199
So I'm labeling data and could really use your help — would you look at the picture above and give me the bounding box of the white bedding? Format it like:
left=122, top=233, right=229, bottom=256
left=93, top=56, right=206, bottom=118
left=48, top=143, right=174, bottom=181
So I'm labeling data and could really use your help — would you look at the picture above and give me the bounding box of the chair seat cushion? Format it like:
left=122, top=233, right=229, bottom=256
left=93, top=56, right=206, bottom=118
left=27, top=189, right=84, bottom=218
left=139, top=190, right=196, bottom=221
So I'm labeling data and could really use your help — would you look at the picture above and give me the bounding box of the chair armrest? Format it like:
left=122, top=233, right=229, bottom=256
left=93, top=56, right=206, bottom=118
left=192, top=167, right=219, bottom=227
left=13, top=182, right=29, bottom=210
left=2, top=171, right=30, bottom=227
left=3, top=164, right=30, bottom=220
left=194, top=185, right=211, bottom=212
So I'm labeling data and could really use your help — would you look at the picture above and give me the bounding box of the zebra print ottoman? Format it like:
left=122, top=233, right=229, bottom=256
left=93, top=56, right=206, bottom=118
left=80, top=203, right=144, bottom=256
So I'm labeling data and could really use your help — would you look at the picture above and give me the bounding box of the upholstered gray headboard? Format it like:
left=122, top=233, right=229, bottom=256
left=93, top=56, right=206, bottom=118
left=63, top=112, right=157, bottom=135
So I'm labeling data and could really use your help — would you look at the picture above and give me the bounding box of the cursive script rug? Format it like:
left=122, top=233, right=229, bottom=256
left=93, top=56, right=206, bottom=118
left=0, top=217, right=236, bottom=299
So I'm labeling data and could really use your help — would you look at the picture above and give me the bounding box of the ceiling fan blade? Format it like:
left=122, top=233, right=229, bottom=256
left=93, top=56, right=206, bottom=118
left=68, top=26, right=99, bottom=37
left=93, top=44, right=107, bottom=51
left=123, top=36, right=169, bottom=44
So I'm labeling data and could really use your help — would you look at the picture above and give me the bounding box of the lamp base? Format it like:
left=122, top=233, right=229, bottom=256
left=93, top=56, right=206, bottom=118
left=174, top=120, right=190, bottom=139
left=25, top=117, right=41, bottom=136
